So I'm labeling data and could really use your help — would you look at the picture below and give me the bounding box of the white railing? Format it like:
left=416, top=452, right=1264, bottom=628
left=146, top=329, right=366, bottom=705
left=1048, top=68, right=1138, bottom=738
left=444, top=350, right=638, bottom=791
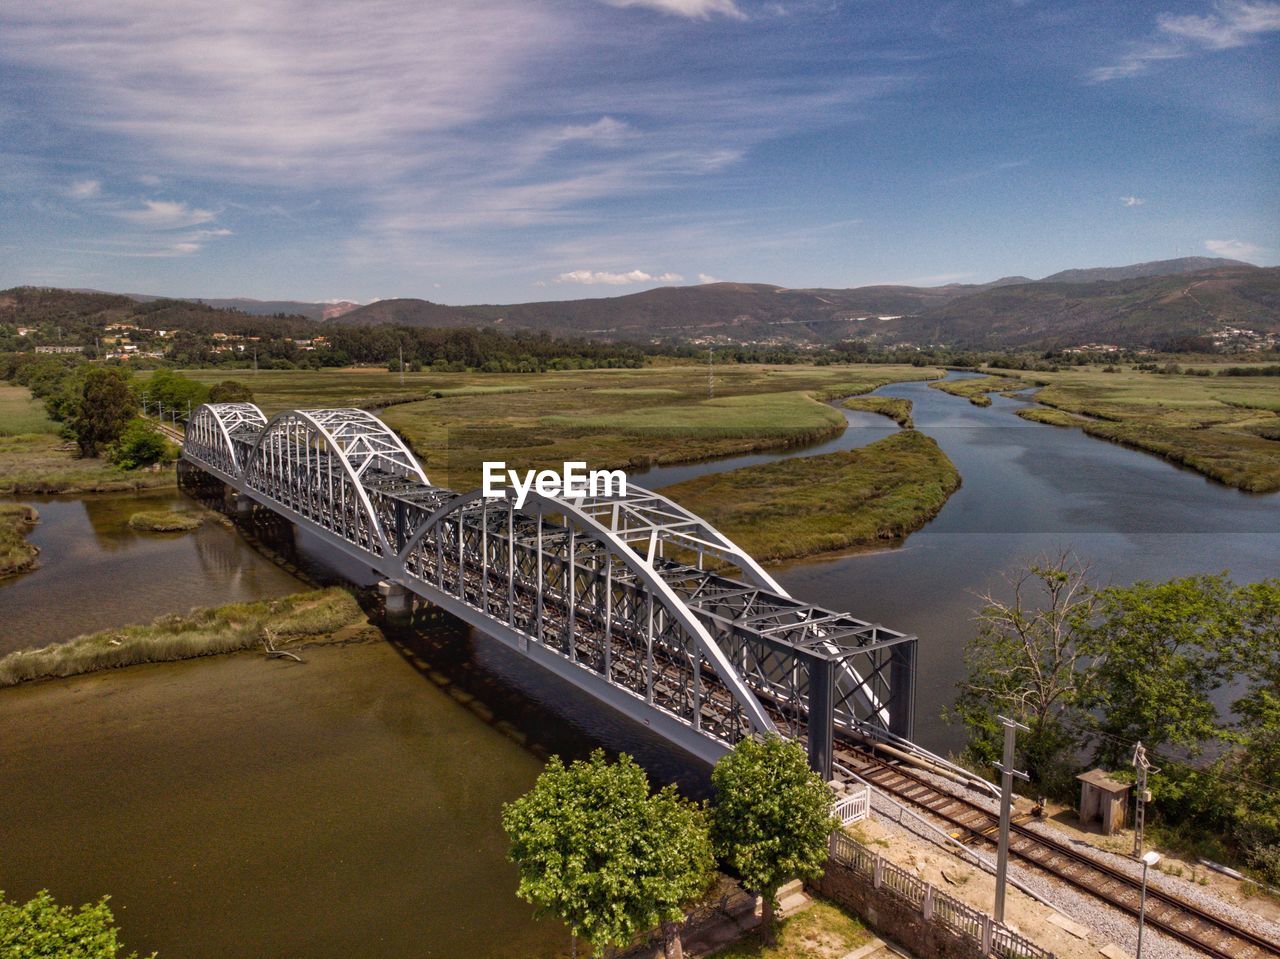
left=832, top=782, right=871, bottom=824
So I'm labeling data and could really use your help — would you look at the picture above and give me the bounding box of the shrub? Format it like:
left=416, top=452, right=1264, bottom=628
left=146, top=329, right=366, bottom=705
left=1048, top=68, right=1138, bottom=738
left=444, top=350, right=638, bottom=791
left=108, top=420, right=175, bottom=470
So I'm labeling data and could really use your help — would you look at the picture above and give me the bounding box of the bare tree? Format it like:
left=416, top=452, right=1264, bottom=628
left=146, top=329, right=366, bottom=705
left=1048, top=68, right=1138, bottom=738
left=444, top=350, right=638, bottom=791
left=951, top=549, right=1100, bottom=792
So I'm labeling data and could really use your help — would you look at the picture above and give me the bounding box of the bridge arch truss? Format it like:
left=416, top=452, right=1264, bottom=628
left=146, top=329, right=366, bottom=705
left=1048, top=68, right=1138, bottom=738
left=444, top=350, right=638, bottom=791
left=182, top=402, right=917, bottom=772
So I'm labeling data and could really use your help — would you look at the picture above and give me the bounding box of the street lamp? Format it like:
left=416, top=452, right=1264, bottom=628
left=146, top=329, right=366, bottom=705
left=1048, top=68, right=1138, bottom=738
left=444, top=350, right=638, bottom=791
left=1137, top=850, right=1161, bottom=959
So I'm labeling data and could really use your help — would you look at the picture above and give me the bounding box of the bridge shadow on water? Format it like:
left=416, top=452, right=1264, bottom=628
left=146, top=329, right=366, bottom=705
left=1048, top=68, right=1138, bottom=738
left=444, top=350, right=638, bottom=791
left=179, top=463, right=714, bottom=798
left=377, top=608, right=715, bottom=799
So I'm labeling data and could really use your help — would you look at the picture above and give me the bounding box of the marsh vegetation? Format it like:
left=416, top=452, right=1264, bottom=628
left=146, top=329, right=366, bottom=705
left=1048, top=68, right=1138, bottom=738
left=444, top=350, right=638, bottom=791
left=0, top=587, right=368, bottom=686
left=659, top=430, right=961, bottom=563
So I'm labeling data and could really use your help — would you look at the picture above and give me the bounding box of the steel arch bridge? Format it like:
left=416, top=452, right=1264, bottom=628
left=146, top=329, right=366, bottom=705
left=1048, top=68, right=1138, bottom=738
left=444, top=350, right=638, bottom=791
left=183, top=402, right=917, bottom=776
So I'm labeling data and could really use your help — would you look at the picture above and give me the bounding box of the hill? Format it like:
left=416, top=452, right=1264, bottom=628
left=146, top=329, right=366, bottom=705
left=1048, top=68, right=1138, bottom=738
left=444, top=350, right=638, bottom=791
left=882, top=265, right=1280, bottom=350
left=9, top=257, right=1276, bottom=352
left=1038, top=256, right=1254, bottom=284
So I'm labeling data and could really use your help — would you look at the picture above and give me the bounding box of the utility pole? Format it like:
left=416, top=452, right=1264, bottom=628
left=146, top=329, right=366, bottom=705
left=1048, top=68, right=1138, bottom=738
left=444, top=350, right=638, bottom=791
left=707, top=346, right=714, bottom=400
left=994, top=715, right=1030, bottom=924
left=399, top=344, right=404, bottom=386
left=1132, top=742, right=1159, bottom=859
left=253, top=347, right=258, bottom=375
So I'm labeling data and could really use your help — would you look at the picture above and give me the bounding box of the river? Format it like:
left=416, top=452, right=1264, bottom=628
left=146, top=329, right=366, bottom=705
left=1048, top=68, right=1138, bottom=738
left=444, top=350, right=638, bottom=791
left=1, top=372, right=1276, bottom=957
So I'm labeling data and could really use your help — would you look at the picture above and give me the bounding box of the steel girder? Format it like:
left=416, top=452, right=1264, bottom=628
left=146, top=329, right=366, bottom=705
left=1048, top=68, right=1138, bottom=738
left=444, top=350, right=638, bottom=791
left=183, top=403, right=918, bottom=772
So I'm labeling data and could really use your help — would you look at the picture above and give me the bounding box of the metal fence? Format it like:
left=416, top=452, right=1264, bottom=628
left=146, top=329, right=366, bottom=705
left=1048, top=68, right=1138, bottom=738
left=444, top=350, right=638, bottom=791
left=827, top=831, right=1056, bottom=959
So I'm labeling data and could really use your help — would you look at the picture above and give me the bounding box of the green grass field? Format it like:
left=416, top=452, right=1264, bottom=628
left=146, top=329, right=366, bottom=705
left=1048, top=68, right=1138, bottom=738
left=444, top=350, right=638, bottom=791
left=659, top=430, right=961, bottom=563
left=0, top=384, right=57, bottom=436
left=0, top=385, right=177, bottom=494
left=996, top=366, right=1280, bottom=492
left=174, top=364, right=941, bottom=488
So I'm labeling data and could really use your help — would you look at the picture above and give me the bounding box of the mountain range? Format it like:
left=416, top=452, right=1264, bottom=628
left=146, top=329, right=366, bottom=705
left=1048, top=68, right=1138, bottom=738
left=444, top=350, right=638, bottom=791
left=28, top=256, right=1280, bottom=351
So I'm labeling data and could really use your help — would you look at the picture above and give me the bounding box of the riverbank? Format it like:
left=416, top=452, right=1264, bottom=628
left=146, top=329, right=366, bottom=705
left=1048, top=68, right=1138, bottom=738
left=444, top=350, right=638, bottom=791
left=659, top=430, right=960, bottom=564
left=995, top=366, right=1280, bottom=493
left=0, top=587, right=371, bottom=686
left=0, top=503, right=39, bottom=578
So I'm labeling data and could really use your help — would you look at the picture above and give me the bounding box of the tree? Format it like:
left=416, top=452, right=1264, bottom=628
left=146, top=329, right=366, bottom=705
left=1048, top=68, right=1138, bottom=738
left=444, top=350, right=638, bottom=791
left=950, top=551, right=1099, bottom=793
left=710, top=736, right=836, bottom=944
left=108, top=419, right=175, bottom=470
left=502, top=750, right=714, bottom=958
left=1227, top=580, right=1280, bottom=880
left=143, top=368, right=208, bottom=411
left=207, top=380, right=254, bottom=403
left=69, top=368, right=137, bottom=458
left=1082, top=573, right=1242, bottom=766
left=0, top=889, right=151, bottom=958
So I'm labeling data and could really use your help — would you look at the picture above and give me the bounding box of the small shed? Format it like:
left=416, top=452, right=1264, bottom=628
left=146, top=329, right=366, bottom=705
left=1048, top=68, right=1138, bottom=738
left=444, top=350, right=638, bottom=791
left=1077, top=769, right=1131, bottom=835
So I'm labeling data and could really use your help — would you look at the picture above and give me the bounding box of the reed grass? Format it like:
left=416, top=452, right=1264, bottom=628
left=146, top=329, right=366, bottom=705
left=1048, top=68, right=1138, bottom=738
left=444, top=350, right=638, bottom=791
left=843, top=395, right=913, bottom=427
left=128, top=509, right=202, bottom=532
left=0, top=503, right=39, bottom=578
left=929, top=375, right=1025, bottom=406
left=0, top=588, right=367, bottom=686
left=659, top=430, right=960, bottom=563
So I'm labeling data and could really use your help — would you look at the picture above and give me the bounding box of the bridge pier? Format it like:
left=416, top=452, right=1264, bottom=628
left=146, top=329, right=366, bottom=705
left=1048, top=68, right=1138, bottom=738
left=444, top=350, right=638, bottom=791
left=379, top=581, right=413, bottom=620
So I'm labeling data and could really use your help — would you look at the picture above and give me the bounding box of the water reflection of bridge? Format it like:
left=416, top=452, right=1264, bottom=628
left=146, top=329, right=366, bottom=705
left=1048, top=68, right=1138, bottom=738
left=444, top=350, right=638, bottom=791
left=182, top=403, right=917, bottom=778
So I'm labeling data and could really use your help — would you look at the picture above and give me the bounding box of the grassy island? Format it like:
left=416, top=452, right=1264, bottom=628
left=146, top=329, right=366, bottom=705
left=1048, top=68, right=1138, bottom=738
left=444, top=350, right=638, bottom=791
left=842, top=395, right=913, bottom=427
left=660, top=430, right=960, bottom=563
left=928, top=374, right=1025, bottom=406
left=0, top=503, right=40, bottom=578
left=0, top=588, right=372, bottom=686
left=128, top=508, right=203, bottom=532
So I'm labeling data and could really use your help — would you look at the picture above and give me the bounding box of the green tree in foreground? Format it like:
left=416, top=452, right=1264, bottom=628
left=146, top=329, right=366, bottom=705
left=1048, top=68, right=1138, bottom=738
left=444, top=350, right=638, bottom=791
left=502, top=750, right=714, bottom=958
left=107, top=420, right=175, bottom=471
left=0, top=889, right=151, bottom=958
left=950, top=551, right=1099, bottom=795
left=69, top=367, right=136, bottom=458
left=1083, top=573, right=1243, bottom=766
left=711, top=735, right=836, bottom=945
left=207, top=380, right=253, bottom=403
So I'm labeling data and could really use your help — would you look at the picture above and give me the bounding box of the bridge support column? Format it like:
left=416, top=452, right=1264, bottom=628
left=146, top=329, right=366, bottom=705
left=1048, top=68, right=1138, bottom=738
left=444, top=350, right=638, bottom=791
left=379, top=581, right=413, bottom=620
left=887, top=641, right=916, bottom=740
left=807, top=656, right=835, bottom=781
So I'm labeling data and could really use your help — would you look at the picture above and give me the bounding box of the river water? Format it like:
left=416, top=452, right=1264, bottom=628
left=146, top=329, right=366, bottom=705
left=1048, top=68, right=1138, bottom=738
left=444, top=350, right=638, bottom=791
left=1, top=372, right=1276, bottom=956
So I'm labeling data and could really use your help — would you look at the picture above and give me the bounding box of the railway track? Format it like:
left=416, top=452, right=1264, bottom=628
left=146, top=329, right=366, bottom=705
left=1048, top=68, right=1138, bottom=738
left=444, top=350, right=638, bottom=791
left=839, top=746, right=1280, bottom=959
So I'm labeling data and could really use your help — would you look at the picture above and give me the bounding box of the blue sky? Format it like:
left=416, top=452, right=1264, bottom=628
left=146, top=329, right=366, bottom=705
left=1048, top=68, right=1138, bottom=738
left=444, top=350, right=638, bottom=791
left=1, top=0, right=1277, bottom=304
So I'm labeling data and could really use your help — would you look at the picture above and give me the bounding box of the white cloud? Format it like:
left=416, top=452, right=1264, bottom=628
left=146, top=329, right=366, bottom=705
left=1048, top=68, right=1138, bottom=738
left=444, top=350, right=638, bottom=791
left=599, top=0, right=745, bottom=20
left=1159, top=1, right=1280, bottom=48
left=115, top=199, right=216, bottom=229
left=697, top=273, right=720, bottom=283
left=557, top=268, right=684, bottom=285
left=1120, top=196, right=1144, bottom=206
left=1090, top=1, right=1280, bottom=82
left=67, top=179, right=101, bottom=199
left=1205, top=238, right=1262, bottom=258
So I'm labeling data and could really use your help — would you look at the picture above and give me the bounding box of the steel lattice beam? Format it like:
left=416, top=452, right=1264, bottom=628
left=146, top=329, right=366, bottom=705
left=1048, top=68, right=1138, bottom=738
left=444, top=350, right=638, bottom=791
left=182, top=402, right=918, bottom=774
